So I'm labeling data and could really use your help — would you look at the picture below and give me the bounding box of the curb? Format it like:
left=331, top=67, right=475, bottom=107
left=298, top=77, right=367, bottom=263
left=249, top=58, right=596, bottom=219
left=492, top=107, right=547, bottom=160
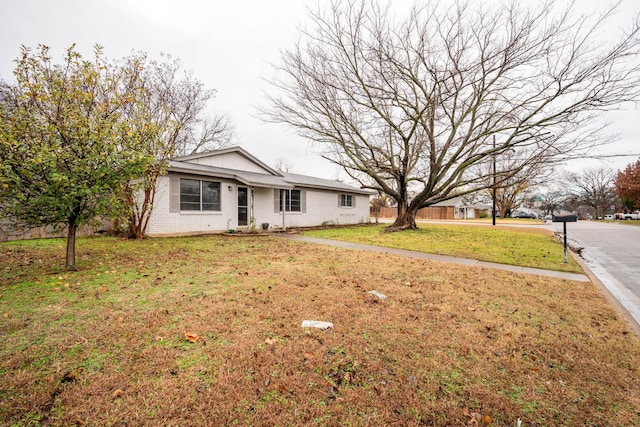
left=568, top=250, right=640, bottom=339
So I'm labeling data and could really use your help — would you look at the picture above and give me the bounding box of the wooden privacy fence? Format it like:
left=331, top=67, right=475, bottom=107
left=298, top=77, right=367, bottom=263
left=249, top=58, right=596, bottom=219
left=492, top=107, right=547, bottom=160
left=0, top=220, right=110, bottom=242
left=371, top=206, right=478, bottom=220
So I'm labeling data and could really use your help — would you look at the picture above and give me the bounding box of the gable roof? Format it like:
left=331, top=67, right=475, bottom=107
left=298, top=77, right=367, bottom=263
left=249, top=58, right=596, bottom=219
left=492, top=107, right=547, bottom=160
left=430, top=196, right=467, bottom=207
left=168, top=147, right=373, bottom=195
left=172, top=146, right=280, bottom=176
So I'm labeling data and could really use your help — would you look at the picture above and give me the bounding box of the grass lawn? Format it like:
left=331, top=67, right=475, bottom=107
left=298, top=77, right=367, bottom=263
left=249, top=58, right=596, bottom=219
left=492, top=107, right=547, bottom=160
left=618, top=220, right=640, bottom=226
left=302, top=223, right=583, bottom=274
left=2, top=235, right=640, bottom=426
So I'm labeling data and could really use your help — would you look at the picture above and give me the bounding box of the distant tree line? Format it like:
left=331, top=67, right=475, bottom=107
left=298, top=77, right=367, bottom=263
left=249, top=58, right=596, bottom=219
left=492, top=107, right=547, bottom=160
left=532, top=158, right=640, bottom=220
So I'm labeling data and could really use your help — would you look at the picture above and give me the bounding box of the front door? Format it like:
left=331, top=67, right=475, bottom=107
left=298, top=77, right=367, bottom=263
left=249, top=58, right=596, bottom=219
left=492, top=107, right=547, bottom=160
left=238, top=187, right=248, bottom=226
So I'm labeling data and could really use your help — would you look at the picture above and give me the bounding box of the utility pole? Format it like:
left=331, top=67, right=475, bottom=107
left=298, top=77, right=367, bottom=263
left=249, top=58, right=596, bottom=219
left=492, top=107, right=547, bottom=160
left=492, top=135, right=497, bottom=226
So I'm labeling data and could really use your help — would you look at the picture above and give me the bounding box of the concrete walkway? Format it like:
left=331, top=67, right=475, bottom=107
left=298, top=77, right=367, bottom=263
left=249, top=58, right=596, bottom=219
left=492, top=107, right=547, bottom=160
left=280, top=234, right=590, bottom=282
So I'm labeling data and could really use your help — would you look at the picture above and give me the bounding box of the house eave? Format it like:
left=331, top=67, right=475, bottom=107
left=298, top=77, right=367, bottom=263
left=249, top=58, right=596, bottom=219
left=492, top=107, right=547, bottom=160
left=168, top=156, right=373, bottom=194
left=168, top=161, right=294, bottom=189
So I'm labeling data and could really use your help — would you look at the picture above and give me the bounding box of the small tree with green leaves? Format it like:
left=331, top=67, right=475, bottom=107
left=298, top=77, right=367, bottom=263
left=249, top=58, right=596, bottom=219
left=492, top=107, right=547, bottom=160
left=0, top=45, right=152, bottom=270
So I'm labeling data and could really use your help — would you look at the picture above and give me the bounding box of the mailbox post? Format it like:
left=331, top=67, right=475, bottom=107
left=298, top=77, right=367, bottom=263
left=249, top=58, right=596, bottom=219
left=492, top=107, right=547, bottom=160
left=552, top=214, right=578, bottom=263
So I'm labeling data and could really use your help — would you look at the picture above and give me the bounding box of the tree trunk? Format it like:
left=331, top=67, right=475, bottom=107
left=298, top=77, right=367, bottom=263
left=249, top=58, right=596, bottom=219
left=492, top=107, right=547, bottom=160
left=127, top=212, right=145, bottom=239
left=387, top=199, right=418, bottom=231
left=125, top=177, right=157, bottom=239
left=500, top=206, right=509, bottom=219
left=66, top=222, right=78, bottom=271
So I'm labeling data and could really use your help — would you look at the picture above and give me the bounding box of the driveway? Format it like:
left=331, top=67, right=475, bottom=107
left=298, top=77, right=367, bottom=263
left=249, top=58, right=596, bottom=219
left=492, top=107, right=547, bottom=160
left=547, top=220, right=640, bottom=327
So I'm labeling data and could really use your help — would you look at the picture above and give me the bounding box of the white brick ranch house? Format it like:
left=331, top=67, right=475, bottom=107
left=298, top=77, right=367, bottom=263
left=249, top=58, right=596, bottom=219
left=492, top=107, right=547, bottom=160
left=145, top=146, right=373, bottom=236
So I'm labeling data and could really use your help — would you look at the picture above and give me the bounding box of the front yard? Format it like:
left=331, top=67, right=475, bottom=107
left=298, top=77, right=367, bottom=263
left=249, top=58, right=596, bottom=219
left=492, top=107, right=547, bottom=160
left=302, top=223, right=582, bottom=273
left=1, top=234, right=639, bottom=426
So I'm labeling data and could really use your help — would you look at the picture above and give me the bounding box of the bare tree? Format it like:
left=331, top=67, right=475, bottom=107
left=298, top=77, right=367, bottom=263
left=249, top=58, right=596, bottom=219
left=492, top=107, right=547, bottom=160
left=476, top=149, right=553, bottom=218
left=495, top=180, right=531, bottom=218
left=121, top=55, right=234, bottom=238
left=274, top=157, right=293, bottom=173
left=262, top=0, right=640, bottom=230
left=569, top=167, right=617, bottom=219
left=370, top=192, right=391, bottom=223
left=538, top=190, right=568, bottom=217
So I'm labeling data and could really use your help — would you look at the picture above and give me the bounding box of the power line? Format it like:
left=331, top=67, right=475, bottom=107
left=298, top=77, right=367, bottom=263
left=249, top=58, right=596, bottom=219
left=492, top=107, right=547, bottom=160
left=583, top=153, right=640, bottom=159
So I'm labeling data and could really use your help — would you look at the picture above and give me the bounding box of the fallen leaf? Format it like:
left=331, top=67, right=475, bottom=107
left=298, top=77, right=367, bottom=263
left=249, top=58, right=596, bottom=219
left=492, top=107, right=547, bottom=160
left=184, top=331, right=199, bottom=343
left=111, top=389, right=124, bottom=399
left=278, top=384, right=289, bottom=393
left=61, top=369, right=82, bottom=383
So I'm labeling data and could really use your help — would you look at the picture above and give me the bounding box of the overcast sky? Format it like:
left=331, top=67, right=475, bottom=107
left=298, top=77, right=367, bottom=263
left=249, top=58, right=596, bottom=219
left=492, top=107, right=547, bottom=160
left=1, top=0, right=639, bottom=181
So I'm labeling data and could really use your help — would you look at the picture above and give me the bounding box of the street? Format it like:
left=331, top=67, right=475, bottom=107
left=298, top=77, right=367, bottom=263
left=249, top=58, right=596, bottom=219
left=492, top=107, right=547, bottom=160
left=547, top=220, right=640, bottom=327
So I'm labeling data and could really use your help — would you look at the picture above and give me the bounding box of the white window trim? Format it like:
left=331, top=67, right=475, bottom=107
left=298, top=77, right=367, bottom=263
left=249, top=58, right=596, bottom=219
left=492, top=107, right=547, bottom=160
left=339, top=193, right=355, bottom=208
left=179, top=178, right=222, bottom=212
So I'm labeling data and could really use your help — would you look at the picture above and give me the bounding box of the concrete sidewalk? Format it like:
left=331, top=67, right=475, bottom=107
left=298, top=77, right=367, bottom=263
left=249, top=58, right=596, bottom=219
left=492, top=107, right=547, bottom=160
left=280, top=234, right=590, bottom=282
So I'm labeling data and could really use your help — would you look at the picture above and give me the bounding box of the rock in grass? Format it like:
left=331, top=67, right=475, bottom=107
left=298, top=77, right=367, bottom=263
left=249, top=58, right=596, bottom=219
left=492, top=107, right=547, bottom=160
left=368, top=290, right=387, bottom=300
left=301, top=320, right=334, bottom=330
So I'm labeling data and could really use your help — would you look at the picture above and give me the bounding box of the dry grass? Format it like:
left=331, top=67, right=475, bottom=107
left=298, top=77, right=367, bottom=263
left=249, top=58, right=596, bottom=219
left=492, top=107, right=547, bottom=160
left=1, top=235, right=640, bottom=426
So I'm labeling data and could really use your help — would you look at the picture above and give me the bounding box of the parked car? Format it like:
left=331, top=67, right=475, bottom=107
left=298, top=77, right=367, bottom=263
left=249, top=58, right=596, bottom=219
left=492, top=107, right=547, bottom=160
left=614, top=212, right=640, bottom=220
left=604, top=214, right=614, bottom=220
left=514, top=212, right=537, bottom=219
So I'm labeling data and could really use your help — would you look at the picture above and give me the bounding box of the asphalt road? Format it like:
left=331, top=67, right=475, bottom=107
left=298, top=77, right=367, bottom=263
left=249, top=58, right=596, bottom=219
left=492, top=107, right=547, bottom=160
left=547, top=220, right=640, bottom=326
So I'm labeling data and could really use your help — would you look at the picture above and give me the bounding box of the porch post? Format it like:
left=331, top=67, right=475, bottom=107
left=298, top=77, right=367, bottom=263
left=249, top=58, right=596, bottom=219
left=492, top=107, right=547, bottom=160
left=281, top=189, right=286, bottom=232
left=250, top=187, right=255, bottom=230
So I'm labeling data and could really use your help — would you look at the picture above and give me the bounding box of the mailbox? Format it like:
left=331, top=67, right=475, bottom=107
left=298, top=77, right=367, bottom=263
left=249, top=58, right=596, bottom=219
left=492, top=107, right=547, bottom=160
left=552, top=213, right=577, bottom=263
left=552, top=214, right=578, bottom=223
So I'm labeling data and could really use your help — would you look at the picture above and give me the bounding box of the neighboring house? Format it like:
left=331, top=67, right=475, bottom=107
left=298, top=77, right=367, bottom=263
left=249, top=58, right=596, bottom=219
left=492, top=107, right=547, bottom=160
left=145, top=146, right=373, bottom=236
left=371, top=196, right=478, bottom=220
left=417, top=196, right=477, bottom=220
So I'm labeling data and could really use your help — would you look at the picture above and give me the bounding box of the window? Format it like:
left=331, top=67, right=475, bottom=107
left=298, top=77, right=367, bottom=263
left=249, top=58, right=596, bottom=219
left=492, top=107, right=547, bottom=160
left=339, top=194, right=353, bottom=207
left=180, top=179, right=220, bottom=211
left=279, top=189, right=301, bottom=212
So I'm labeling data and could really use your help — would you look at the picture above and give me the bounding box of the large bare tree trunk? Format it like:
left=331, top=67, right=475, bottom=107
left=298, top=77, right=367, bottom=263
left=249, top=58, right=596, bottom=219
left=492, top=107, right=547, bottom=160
left=388, top=200, right=418, bottom=231
left=66, top=222, right=77, bottom=271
